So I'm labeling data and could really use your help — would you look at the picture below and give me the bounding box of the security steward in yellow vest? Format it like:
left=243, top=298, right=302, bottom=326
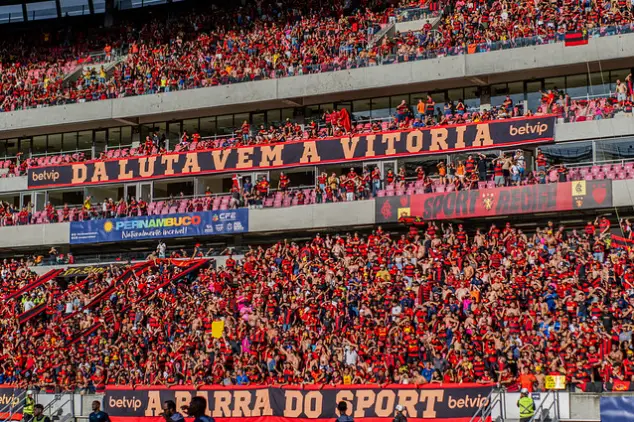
left=22, top=390, right=36, bottom=422
left=517, top=388, right=535, bottom=422
left=32, top=404, right=51, bottom=422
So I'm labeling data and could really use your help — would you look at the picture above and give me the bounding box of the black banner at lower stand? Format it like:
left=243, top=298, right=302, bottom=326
left=59, top=264, right=125, bottom=278
left=104, top=385, right=493, bottom=421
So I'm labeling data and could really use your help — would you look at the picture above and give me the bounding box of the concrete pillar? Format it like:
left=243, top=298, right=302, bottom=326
left=479, top=86, right=491, bottom=111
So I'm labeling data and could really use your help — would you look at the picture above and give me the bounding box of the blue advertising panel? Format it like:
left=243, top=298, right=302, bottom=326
left=600, top=396, right=634, bottom=422
left=69, top=210, right=248, bottom=244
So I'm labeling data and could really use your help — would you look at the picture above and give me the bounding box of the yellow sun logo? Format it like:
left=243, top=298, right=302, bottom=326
left=103, top=220, right=114, bottom=232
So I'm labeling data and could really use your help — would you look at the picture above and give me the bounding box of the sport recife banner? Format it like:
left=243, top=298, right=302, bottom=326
left=28, top=116, right=556, bottom=189
left=376, top=180, right=612, bottom=223
left=104, top=385, right=493, bottom=422
left=69, top=209, right=248, bottom=244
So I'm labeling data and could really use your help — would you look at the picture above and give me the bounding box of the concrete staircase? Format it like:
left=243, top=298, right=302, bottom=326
left=368, top=13, right=443, bottom=50
left=63, top=50, right=127, bottom=84
left=395, top=13, right=443, bottom=33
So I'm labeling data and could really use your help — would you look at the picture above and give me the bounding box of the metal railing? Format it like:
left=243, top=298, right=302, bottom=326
left=31, top=148, right=91, bottom=158
left=104, top=143, right=135, bottom=152
left=42, top=393, right=62, bottom=415
left=0, top=154, right=20, bottom=162
left=368, top=22, right=395, bottom=48
left=42, top=394, right=74, bottom=421
left=469, top=388, right=504, bottom=422
left=393, top=6, right=442, bottom=22
left=529, top=390, right=560, bottom=422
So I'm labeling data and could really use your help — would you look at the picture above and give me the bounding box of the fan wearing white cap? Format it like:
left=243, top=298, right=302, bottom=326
left=393, top=405, right=407, bottom=422
left=517, top=388, right=535, bottom=422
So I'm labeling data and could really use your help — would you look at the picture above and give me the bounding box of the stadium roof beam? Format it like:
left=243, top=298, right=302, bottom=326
left=468, top=76, right=489, bottom=86
left=0, top=0, right=35, bottom=6
left=114, top=117, right=140, bottom=126
left=282, top=99, right=303, bottom=107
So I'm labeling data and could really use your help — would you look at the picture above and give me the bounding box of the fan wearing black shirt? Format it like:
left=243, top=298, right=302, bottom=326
left=162, top=400, right=184, bottom=422
left=182, top=397, right=215, bottom=422
left=89, top=401, right=110, bottom=422
left=476, top=153, right=489, bottom=181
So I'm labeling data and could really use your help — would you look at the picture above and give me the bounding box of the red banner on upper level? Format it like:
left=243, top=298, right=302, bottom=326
left=376, top=180, right=612, bottom=223
left=27, top=116, right=556, bottom=189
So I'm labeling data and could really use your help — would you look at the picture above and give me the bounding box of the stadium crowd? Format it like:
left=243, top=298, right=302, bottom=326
left=4, top=144, right=624, bottom=227
left=390, top=0, right=634, bottom=58
left=1, top=218, right=634, bottom=391
left=4, top=142, right=634, bottom=227
left=0, top=0, right=631, bottom=114
left=3, top=0, right=634, bottom=397
left=1, top=74, right=631, bottom=179
left=0, top=259, right=38, bottom=300
left=15, top=265, right=124, bottom=317
left=0, top=0, right=409, bottom=113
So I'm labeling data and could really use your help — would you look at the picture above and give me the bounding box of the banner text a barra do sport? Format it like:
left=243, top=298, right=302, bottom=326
left=104, top=385, right=492, bottom=422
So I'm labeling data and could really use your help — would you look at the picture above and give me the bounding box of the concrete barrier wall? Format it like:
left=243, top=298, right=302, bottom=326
left=1, top=222, right=70, bottom=248
left=0, top=201, right=377, bottom=249
left=248, top=199, right=375, bottom=233
left=0, top=176, right=27, bottom=192
left=555, top=115, right=634, bottom=142
left=569, top=393, right=602, bottom=421
left=612, top=180, right=634, bottom=208
left=1, top=33, right=634, bottom=135
left=3, top=177, right=634, bottom=249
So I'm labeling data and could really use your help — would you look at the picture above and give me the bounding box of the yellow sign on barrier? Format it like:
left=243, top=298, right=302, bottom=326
left=545, top=375, right=566, bottom=390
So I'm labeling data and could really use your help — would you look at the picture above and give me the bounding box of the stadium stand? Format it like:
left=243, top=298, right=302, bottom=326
left=0, top=143, right=630, bottom=227
left=0, top=84, right=630, bottom=175
left=0, top=0, right=630, bottom=113
left=0, top=221, right=632, bottom=391
left=2, top=1, right=634, bottom=421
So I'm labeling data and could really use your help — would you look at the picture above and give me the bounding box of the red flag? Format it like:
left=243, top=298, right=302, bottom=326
left=612, top=234, right=634, bottom=250
left=338, top=108, right=351, bottom=133
left=232, top=174, right=241, bottom=190
left=565, top=31, right=588, bottom=46
left=611, top=380, right=632, bottom=391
